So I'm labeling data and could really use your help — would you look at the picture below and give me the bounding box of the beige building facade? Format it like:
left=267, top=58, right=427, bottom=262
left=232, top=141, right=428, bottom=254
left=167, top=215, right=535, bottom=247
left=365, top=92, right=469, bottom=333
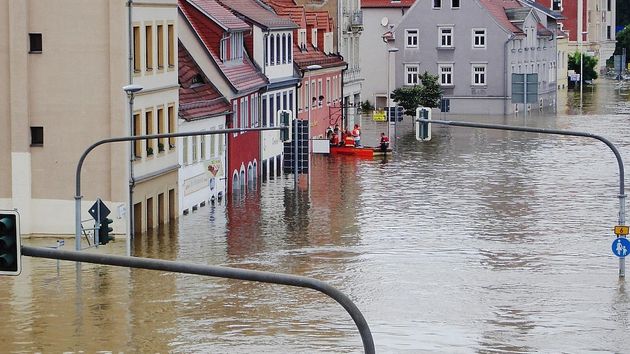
left=0, top=0, right=178, bottom=237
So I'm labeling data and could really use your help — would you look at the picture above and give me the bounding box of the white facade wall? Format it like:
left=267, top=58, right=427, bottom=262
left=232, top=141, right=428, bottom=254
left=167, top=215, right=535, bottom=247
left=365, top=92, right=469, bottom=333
left=178, top=116, right=227, bottom=214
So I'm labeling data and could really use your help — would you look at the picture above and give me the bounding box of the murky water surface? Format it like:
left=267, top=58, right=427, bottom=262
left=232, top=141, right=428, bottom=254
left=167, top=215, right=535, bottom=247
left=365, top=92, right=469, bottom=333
left=3, top=81, right=630, bottom=353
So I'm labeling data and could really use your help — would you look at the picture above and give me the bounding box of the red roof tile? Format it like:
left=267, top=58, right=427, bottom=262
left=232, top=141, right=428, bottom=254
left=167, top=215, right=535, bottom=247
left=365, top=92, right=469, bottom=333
left=478, top=0, right=524, bottom=35
left=180, top=0, right=268, bottom=93
left=187, top=0, right=250, bottom=31
left=178, top=42, right=231, bottom=121
left=216, top=0, right=297, bottom=30
left=362, top=0, right=415, bottom=8
left=293, top=43, right=345, bottom=70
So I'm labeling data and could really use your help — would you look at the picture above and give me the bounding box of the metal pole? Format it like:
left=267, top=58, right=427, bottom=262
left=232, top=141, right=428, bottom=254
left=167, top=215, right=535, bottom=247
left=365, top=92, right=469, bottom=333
left=128, top=93, right=134, bottom=256
left=578, top=0, right=584, bottom=112
left=308, top=70, right=312, bottom=187
left=74, top=127, right=288, bottom=252
left=387, top=51, right=391, bottom=141
left=417, top=118, right=626, bottom=277
left=22, top=245, right=375, bottom=354
left=294, top=114, right=298, bottom=189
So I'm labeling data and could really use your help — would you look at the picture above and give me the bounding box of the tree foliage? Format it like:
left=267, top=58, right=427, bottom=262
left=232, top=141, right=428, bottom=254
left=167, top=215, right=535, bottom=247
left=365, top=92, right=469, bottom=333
left=568, top=51, right=598, bottom=83
left=391, top=71, right=442, bottom=116
left=614, top=25, right=630, bottom=61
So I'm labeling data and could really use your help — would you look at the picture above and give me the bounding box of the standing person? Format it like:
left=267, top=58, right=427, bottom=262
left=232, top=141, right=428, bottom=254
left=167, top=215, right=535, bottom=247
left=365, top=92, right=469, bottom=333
left=379, top=132, right=390, bottom=152
left=333, top=125, right=340, bottom=145
left=352, top=124, right=361, bottom=147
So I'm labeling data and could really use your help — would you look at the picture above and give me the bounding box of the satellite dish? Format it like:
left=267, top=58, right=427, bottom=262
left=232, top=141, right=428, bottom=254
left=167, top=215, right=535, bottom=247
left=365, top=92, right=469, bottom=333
left=381, top=17, right=389, bottom=27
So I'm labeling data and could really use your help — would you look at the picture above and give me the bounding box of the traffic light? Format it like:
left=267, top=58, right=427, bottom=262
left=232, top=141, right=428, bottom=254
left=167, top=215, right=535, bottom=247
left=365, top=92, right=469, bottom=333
left=278, top=110, right=293, bottom=143
left=98, top=218, right=114, bottom=245
left=0, top=211, right=21, bottom=276
left=415, top=107, right=432, bottom=141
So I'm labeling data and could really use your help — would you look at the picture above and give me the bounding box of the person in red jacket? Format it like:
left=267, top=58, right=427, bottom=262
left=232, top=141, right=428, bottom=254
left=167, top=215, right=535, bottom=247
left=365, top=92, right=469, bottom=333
left=379, top=132, right=390, bottom=152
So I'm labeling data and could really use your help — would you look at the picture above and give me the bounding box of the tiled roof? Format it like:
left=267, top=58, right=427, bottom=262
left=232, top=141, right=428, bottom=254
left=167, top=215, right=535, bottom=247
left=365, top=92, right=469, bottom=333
left=178, top=42, right=231, bottom=121
left=362, top=0, right=415, bottom=8
left=217, top=0, right=298, bottom=30
left=293, top=43, right=345, bottom=70
left=186, top=0, right=250, bottom=31
left=180, top=0, right=268, bottom=93
left=478, top=0, right=524, bottom=35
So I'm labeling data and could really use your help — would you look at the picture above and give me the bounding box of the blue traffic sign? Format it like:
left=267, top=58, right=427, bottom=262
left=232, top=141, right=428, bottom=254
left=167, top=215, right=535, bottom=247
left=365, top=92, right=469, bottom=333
left=612, top=237, right=630, bottom=257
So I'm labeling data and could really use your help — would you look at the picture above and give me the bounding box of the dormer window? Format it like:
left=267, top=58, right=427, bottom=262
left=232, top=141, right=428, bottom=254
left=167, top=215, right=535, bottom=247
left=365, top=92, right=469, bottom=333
left=311, top=28, right=318, bottom=48
left=298, top=29, right=307, bottom=49
left=191, top=74, right=204, bottom=86
left=220, top=31, right=244, bottom=62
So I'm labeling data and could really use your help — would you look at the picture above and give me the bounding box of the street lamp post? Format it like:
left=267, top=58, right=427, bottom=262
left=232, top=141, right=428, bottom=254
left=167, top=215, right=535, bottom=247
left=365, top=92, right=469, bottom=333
left=305, top=64, right=322, bottom=187
left=123, top=84, right=142, bottom=255
left=387, top=47, right=399, bottom=145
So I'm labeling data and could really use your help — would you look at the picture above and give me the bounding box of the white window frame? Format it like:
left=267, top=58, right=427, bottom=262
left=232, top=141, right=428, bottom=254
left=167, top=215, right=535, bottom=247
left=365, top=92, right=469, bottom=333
left=472, top=28, right=486, bottom=48
left=439, top=27, right=454, bottom=48
left=433, top=0, right=442, bottom=9
left=451, top=0, right=460, bottom=8
left=404, top=64, right=419, bottom=85
left=439, top=64, right=453, bottom=86
left=405, top=29, right=419, bottom=48
left=471, top=64, right=487, bottom=86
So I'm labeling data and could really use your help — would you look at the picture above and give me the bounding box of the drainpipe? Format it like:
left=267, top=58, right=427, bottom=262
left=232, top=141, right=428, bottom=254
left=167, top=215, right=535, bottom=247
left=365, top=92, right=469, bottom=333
left=504, top=33, right=516, bottom=116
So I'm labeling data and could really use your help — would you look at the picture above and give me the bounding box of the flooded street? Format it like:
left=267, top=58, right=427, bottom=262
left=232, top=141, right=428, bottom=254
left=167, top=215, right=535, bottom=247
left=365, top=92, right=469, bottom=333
left=4, top=80, right=630, bottom=353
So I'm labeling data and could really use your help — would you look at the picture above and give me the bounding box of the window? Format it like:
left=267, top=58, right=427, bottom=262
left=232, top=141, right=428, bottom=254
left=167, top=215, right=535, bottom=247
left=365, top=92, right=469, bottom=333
left=298, top=29, right=306, bottom=48
left=200, top=135, right=206, bottom=160
left=133, top=27, right=141, bottom=72
left=218, top=127, right=224, bottom=156
left=157, top=25, right=164, bottom=69
left=168, top=105, right=175, bottom=149
left=157, top=107, right=165, bottom=152
left=282, top=34, right=287, bottom=63
left=145, top=25, right=153, bottom=71
left=287, top=33, right=293, bottom=62
left=270, top=35, right=275, bottom=64
left=240, top=98, right=248, bottom=129
left=451, top=0, right=460, bottom=8
left=191, top=136, right=198, bottom=162
left=145, top=110, right=154, bottom=155
left=552, top=0, right=562, bottom=11
left=472, top=64, right=486, bottom=85
left=30, top=127, right=43, bottom=146
left=317, top=80, right=323, bottom=107
left=289, top=91, right=293, bottom=111
left=439, top=27, right=453, bottom=47
left=262, top=96, right=268, bottom=126
left=312, top=28, right=318, bottom=47
left=265, top=36, right=269, bottom=65
left=433, top=0, right=441, bottom=8
left=167, top=24, right=175, bottom=68
left=439, top=64, right=453, bottom=85
left=29, top=33, right=42, bottom=53
left=473, top=29, right=486, bottom=48
left=326, top=78, right=331, bottom=105
left=210, top=133, right=216, bottom=157
left=183, top=137, right=189, bottom=165
left=283, top=91, right=287, bottom=111
left=252, top=94, right=258, bottom=127
left=406, top=29, right=419, bottom=48
left=607, top=26, right=612, bottom=40
left=134, top=113, right=141, bottom=158
left=405, top=64, right=419, bottom=85
left=276, top=34, right=281, bottom=64
left=232, top=32, right=244, bottom=61
left=303, top=82, right=309, bottom=110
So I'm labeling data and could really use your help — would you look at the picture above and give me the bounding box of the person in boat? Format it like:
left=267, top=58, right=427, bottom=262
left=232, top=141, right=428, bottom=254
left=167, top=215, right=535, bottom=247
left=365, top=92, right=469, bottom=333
left=333, top=125, right=340, bottom=145
left=379, top=132, right=390, bottom=152
left=352, top=124, right=361, bottom=147
left=344, top=129, right=355, bottom=147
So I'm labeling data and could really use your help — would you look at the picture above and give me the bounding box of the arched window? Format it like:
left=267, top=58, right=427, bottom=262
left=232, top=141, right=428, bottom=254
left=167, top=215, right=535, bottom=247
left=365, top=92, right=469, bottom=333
left=232, top=172, right=239, bottom=194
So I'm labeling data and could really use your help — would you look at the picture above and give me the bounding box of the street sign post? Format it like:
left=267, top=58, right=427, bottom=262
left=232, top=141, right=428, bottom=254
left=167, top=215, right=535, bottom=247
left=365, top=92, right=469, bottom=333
left=612, top=238, right=630, bottom=258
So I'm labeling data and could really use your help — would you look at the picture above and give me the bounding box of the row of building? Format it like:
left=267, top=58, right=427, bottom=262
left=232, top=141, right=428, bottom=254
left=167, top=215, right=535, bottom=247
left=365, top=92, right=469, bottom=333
left=0, top=0, right=616, bottom=237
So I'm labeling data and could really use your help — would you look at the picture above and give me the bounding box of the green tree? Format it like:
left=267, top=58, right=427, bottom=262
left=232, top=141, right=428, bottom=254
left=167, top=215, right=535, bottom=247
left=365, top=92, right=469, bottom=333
left=568, top=51, right=598, bottom=83
left=391, top=71, right=442, bottom=116
left=614, top=25, right=630, bottom=61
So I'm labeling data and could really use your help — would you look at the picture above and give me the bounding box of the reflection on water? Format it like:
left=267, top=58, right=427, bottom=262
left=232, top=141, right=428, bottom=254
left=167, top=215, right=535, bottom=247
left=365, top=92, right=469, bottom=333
left=3, top=80, right=630, bottom=352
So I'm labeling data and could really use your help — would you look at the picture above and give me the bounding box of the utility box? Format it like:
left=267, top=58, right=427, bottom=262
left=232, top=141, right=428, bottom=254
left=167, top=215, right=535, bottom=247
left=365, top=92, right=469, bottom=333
left=415, top=107, right=431, bottom=141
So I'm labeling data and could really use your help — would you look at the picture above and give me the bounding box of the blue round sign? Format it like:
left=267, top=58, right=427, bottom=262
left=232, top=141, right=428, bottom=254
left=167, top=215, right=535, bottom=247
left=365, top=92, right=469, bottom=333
left=612, top=238, right=630, bottom=258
